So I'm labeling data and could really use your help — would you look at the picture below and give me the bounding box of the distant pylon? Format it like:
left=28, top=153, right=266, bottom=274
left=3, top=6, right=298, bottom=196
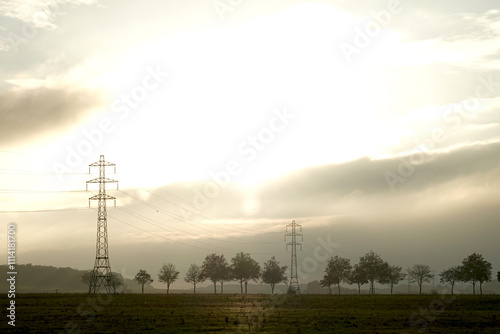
left=285, top=220, right=303, bottom=294
left=86, top=155, right=118, bottom=294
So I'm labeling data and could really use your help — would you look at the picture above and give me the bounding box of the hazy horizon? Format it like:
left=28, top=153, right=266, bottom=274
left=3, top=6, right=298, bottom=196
left=1, top=0, right=499, bottom=290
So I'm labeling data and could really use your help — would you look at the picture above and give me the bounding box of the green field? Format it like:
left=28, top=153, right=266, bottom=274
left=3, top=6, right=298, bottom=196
left=2, top=293, right=499, bottom=333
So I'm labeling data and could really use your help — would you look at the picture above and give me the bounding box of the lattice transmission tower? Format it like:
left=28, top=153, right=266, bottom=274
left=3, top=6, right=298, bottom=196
left=86, top=155, right=118, bottom=294
left=285, top=220, right=303, bottom=294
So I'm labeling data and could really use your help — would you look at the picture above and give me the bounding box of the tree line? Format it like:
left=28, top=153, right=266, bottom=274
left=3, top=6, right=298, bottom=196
left=320, top=251, right=494, bottom=295
left=82, top=251, right=497, bottom=295
left=132, top=252, right=287, bottom=294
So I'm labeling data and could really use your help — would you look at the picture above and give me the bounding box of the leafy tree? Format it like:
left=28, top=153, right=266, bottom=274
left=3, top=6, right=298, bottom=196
left=184, top=263, right=204, bottom=294
left=134, top=270, right=154, bottom=294
left=348, top=264, right=368, bottom=295
left=497, top=271, right=500, bottom=282
left=158, top=263, right=179, bottom=294
left=459, top=253, right=492, bottom=295
left=439, top=266, right=461, bottom=295
left=261, top=256, right=287, bottom=294
left=108, top=272, right=125, bottom=294
left=320, top=256, right=352, bottom=295
left=231, top=252, right=261, bottom=294
left=385, top=265, right=405, bottom=295
left=358, top=251, right=389, bottom=294
left=407, top=264, right=434, bottom=295
left=219, top=263, right=232, bottom=294
left=201, top=253, right=229, bottom=294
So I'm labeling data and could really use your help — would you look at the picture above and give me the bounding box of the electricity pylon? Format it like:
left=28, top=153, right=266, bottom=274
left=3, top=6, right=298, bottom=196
left=285, top=220, right=302, bottom=294
left=86, top=155, right=118, bottom=294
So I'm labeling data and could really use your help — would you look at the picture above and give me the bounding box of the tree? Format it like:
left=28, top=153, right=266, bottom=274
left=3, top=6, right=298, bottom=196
left=358, top=251, right=389, bottom=294
left=459, top=253, right=492, bottom=295
left=384, top=265, right=405, bottom=295
left=219, top=264, right=232, bottom=294
left=348, top=264, right=368, bottom=295
left=134, top=270, right=154, bottom=294
left=184, top=263, right=204, bottom=294
left=81, top=270, right=96, bottom=289
left=407, top=264, right=434, bottom=295
left=158, top=263, right=179, bottom=294
left=497, top=271, right=500, bottom=282
left=320, top=256, right=352, bottom=295
left=201, top=253, right=228, bottom=294
left=261, top=256, right=287, bottom=294
left=108, top=272, right=125, bottom=294
left=439, top=266, right=460, bottom=295
left=231, top=252, right=261, bottom=294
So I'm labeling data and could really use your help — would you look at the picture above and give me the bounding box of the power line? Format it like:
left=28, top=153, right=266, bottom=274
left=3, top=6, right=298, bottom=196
left=119, top=189, right=274, bottom=244
left=120, top=190, right=245, bottom=237
left=0, top=168, right=87, bottom=175
left=140, top=187, right=254, bottom=233
left=0, top=189, right=85, bottom=193
left=109, top=210, right=283, bottom=256
left=0, top=208, right=88, bottom=213
left=153, top=187, right=240, bottom=220
left=115, top=207, right=243, bottom=252
left=0, top=149, right=49, bottom=156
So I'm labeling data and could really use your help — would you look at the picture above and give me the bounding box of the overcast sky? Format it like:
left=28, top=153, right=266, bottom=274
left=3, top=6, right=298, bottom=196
left=1, top=0, right=499, bottom=289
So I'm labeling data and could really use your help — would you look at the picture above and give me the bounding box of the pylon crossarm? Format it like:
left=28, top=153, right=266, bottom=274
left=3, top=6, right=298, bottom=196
left=86, top=177, right=118, bottom=184
left=89, top=194, right=116, bottom=201
left=89, top=161, right=116, bottom=167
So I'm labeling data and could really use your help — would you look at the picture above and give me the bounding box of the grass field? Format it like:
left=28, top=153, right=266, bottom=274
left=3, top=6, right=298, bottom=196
left=2, top=293, right=499, bottom=333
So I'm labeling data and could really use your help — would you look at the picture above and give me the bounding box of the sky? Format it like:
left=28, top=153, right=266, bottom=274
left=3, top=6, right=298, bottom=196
left=0, top=0, right=499, bottom=290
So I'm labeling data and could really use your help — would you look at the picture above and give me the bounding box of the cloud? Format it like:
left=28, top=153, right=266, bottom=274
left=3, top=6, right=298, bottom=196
left=148, top=140, right=500, bottom=225
left=0, top=0, right=98, bottom=30
left=0, top=85, right=106, bottom=144
left=376, top=9, right=500, bottom=70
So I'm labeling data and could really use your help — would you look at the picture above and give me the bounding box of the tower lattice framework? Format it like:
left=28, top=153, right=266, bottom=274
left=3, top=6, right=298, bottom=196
left=285, top=220, right=303, bottom=294
left=86, top=155, right=118, bottom=294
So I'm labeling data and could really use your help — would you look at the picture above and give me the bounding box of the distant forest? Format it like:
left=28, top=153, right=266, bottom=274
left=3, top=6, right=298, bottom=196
left=1, top=263, right=499, bottom=295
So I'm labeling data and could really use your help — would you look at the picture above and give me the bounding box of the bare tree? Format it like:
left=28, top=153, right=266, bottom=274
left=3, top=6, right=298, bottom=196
left=261, top=256, right=287, bottom=294
left=81, top=270, right=96, bottom=289
left=134, top=270, right=154, bottom=294
left=439, top=266, right=460, bottom=295
left=385, top=265, right=405, bottom=295
left=108, top=272, right=125, bottom=294
left=158, top=263, right=179, bottom=294
left=184, top=263, right=204, bottom=294
left=407, top=264, right=434, bottom=295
